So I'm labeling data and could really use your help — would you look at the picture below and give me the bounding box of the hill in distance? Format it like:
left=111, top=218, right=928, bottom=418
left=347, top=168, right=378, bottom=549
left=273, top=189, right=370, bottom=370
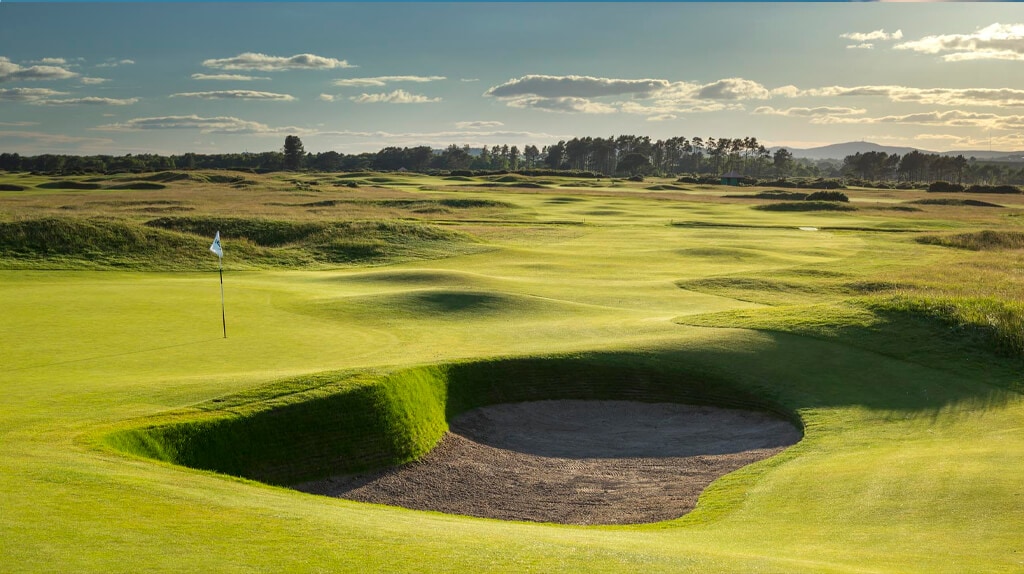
left=773, top=141, right=1024, bottom=162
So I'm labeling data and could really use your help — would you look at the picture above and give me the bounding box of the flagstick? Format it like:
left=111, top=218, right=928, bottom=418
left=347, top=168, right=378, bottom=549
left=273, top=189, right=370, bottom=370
left=218, top=256, right=226, bottom=339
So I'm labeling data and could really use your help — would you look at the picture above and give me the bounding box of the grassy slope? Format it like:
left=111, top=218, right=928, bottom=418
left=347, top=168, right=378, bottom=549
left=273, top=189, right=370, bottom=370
left=1, top=173, right=1023, bottom=572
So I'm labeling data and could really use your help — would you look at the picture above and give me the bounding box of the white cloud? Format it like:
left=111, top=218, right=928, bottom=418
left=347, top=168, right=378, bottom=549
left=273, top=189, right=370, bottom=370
left=32, top=58, right=69, bottom=65
left=895, top=23, right=1024, bottom=62
left=202, top=52, right=355, bottom=71
left=811, top=109, right=1024, bottom=131
left=484, top=74, right=772, bottom=116
left=170, top=90, right=296, bottom=101
left=34, top=97, right=138, bottom=106
left=805, top=84, right=1024, bottom=108
left=79, top=77, right=109, bottom=85
left=333, top=75, right=445, bottom=87
left=0, top=87, right=68, bottom=102
left=0, top=57, right=78, bottom=82
left=191, top=73, right=271, bottom=81
left=485, top=74, right=670, bottom=99
left=620, top=100, right=736, bottom=116
left=318, top=93, right=336, bottom=102
left=455, top=121, right=504, bottom=129
left=840, top=29, right=903, bottom=42
left=847, top=43, right=874, bottom=50
left=95, top=114, right=311, bottom=135
left=770, top=85, right=802, bottom=98
left=349, top=89, right=441, bottom=104
left=696, top=77, right=771, bottom=100
left=504, top=96, right=616, bottom=114
left=460, top=78, right=480, bottom=83
left=0, top=121, right=38, bottom=126
left=95, top=59, right=135, bottom=68
left=646, top=114, right=677, bottom=122
left=753, top=106, right=866, bottom=117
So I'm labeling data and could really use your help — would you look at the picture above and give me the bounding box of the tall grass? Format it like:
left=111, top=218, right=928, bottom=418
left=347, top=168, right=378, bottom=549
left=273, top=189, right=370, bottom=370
left=917, top=230, right=1024, bottom=251
left=864, top=295, right=1024, bottom=358
left=0, top=216, right=482, bottom=269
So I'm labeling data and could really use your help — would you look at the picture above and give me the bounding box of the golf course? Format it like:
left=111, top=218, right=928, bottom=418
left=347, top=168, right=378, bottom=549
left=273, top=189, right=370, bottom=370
left=1, top=170, right=1022, bottom=572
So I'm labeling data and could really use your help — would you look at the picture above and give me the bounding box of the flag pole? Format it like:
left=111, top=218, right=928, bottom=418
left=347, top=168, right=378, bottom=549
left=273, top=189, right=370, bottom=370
left=210, top=231, right=226, bottom=339
left=218, top=256, right=226, bottom=339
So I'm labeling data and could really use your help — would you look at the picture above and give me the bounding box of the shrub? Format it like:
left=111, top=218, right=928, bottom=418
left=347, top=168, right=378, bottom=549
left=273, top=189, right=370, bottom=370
left=927, top=181, right=964, bottom=193
left=805, top=191, right=849, bottom=202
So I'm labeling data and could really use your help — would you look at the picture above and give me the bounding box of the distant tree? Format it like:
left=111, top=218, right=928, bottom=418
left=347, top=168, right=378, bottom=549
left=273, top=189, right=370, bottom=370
left=283, top=135, right=305, bottom=170
left=440, top=144, right=471, bottom=170
left=617, top=152, right=651, bottom=176
left=407, top=146, right=434, bottom=171
left=544, top=141, right=565, bottom=169
left=523, top=145, right=540, bottom=169
left=773, top=148, right=793, bottom=178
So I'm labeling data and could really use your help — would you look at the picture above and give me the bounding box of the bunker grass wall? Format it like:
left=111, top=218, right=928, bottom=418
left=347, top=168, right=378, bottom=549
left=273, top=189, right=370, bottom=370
left=105, top=353, right=798, bottom=486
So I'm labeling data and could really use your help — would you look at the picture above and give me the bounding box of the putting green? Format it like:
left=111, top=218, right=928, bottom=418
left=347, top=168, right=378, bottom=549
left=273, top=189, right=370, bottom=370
left=1, top=174, right=1023, bottom=572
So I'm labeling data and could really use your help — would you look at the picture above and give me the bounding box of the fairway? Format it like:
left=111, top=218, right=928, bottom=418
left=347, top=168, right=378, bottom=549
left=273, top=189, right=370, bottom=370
left=2, top=172, right=1023, bottom=573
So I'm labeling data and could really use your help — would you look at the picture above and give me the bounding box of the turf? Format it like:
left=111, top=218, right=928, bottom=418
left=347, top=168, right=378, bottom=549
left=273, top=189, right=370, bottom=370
left=1, top=171, right=1023, bottom=573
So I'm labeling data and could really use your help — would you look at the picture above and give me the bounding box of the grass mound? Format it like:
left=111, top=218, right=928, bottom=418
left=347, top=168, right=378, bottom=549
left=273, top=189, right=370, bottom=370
left=646, top=184, right=688, bottom=191
left=727, top=190, right=809, bottom=200
left=443, top=176, right=476, bottom=182
left=146, top=216, right=479, bottom=264
left=910, top=199, right=1003, bottom=208
left=104, top=354, right=794, bottom=486
left=753, top=201, right=856, bottom=212
left=917, top=230, right=1024, bottom=251
left=36, top=180, right=103, bottom=190
left=106, top=182, right=167, bottom=191
left=677, top=277, right=823, bottom=305
left=0, top=183, right=26, bottom=191
left=865, top=295, right=1024, bottom=359
left=141, top=171, right=192, bottom=182
left=677, top=296, right=1024, bottom=383
left=0, top=217, right=204, bottom=267
left=0, top=215, right=479, bottom=269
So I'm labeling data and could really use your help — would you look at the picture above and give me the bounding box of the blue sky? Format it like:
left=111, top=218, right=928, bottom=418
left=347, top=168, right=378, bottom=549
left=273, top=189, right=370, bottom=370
left=2, top=3, right=1024, bottom=155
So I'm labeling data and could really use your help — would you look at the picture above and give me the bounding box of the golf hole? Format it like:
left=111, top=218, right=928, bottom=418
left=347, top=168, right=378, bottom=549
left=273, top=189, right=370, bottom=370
left=295, top=400, right=801, bottom=525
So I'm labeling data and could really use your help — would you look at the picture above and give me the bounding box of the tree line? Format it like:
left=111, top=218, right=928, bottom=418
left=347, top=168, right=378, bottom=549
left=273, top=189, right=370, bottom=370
left=841, top=150, right=1024, bottom=186
left=2, top=134, right=1021, bottom=185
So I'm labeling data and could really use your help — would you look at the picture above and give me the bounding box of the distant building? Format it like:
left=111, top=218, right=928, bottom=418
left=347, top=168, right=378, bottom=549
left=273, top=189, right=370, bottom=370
left=721, top=171, right=742, bottom=186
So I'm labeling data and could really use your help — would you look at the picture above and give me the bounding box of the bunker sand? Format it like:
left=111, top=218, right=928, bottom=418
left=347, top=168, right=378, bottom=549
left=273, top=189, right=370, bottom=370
left=296, top=400, right=801, bottom=525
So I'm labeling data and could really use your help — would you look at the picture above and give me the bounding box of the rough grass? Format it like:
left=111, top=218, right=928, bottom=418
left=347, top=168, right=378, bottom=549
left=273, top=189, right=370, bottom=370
left=917, top=230, right=1024, bottom=251
left=0, top=216, right=481, bottom=269
left=753, top=201, right=857, bottom=212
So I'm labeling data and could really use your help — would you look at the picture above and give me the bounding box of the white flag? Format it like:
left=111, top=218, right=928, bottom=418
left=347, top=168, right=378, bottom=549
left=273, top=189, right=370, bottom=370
left=209, top=231, right=223, bottom=259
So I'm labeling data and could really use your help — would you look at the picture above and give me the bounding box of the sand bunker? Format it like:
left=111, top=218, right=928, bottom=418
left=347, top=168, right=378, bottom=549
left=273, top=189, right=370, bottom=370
left=295, top=400, right=801, bottom=525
